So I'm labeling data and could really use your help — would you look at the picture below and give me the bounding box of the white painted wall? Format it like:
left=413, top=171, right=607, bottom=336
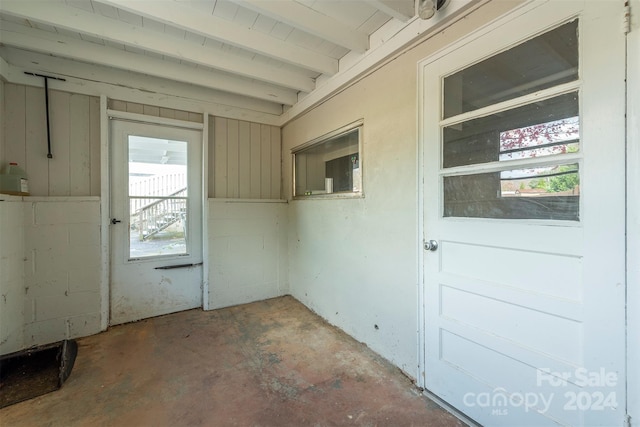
left=0, top=196, right=25, bottom=355
left=282, top=1, right=525, bottom=374
left=208, top=199, right=288, bottom=309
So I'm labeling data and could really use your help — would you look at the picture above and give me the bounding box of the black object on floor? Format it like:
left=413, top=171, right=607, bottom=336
left=0, top=340, right=78, bottom=409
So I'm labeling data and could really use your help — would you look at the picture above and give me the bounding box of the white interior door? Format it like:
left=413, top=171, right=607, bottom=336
left=110, top=119, right=203, bottom=325
left=420, top=2, right=626, bottom=426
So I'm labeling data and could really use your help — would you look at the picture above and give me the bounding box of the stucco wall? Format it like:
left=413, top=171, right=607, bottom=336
left=282, top=1, right=522, bottom=374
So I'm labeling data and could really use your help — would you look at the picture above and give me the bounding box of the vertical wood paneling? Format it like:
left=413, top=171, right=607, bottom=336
left=188, top=112, right=203, bottom=123
left=69, top=94, right=91, bottom=196
left=270, top=127, right=281, bottom=199
left=174, top=110, right=189, bottom=122
left=109, top=100, right=203, bottom=124
left=227, top=119, right=239, bottom=198
left=208, top=117, right=215, bottom=198
left=24, top=87, right=48, bottom=196
left=4, top=85, right=99, bottom=196
left=126, top=102, right=144, bottom=114
left=214, top=117, right=228, bottom=197
left=260, top=125, right=271, bottom=198
left=143, top=104, right=160, bottom=117
left=6, top=90, right=205, bottom=198
left=89, top=97, right=101, bottom=196
left=208, top=117, right=280, bottom=200
left=238, top=121, right=251, bottom=198
left=48, top=91, right=71, bottom=196
left=109, top=99, right=127, bottom=111
left=4, top=84, right=26, bottom=168
left=159, top=108, right=176, bottom=119
left=249, top=123, right=261, bottom=199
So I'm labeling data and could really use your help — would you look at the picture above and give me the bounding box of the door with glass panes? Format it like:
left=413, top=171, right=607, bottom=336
left=420, top=2, right=625, bottom=426
left=110, top=120, right=203, bottom=325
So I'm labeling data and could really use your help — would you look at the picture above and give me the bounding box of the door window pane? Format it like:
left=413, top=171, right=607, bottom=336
left=499, top=116, right=579, bottom=161
left=443, top=163, right=579, bottom=220
left=443, top=20, right=578, bottom=119
left=440, top=20, right=582, bottom=221
left=443, top=92, right=579, bottom=168
left=128, top=136, right=188, bottom=258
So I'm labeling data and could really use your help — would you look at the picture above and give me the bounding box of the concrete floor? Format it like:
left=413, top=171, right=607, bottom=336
left=1, top=296, right=464, bottom=426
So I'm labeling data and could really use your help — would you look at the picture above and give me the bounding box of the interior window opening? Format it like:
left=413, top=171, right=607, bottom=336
left=293, top=125, right=362, bottom=198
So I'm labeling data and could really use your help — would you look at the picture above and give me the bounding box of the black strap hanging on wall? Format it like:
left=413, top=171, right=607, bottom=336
left=24, top=72, right=67, bottom=159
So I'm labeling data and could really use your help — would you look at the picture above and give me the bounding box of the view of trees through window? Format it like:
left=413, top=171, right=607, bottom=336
left=441, top=20, right=581, bottom=221
left=500, top=117, right=580, bottom=198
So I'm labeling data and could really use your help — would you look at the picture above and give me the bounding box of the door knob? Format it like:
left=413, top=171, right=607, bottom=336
left=424, top=240, right=438, bottom=251
left=111, top=218, right=122, bottom=225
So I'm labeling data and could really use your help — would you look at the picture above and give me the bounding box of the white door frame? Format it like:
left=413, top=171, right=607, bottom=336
left=626, top=0, right=639, bottom=422
left=417, top=0, right=630, bottom=424
left=99, top=105, right=207, bottom=328
left=99, top=95, right=109, bottom=331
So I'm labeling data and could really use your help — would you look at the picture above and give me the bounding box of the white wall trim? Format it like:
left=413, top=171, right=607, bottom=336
left=416, top=51, right=427, bottom=388
left=209, top=198, right=288, bottom=204
left=106, top=109, right=204, bottom=130
left=626, top=0, right=639, bottom=421
left=99, top=94, right=110, bottom=331
left=22, top=196, right=100, bottom=202
left=202, top=113, right=210, bottom=311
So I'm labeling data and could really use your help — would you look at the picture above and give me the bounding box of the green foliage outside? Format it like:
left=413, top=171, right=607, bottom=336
left=529, top=165, right=579, bottom=193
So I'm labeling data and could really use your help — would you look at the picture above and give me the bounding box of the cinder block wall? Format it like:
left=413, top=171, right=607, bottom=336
left=0, top=197, right=25, bottom=355
left=22, top=198, right=102, bottom=346
left=0, top=197, right=102, bottom=355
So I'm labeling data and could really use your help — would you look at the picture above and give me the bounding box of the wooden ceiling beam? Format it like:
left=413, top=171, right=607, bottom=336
left=231, top=0, right=369, bottom=52
left=96, top=0, right=339, bottom=75
left=0, top=0, right=316, bottom=93
left=0, top=21, right=298, bottom=105
left=366, top=0, right=416, bottom=22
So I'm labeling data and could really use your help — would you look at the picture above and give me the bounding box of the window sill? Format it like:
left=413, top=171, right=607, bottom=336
left=292, top=192, right=364, bottom=201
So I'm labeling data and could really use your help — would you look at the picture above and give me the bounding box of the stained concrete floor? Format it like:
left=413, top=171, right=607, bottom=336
left=0, top=296, right=464, bottom=426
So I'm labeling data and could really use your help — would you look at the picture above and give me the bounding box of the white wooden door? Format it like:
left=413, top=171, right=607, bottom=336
left=420, top=2, right=626, bottom=426
left=110, top=120, right=203, bottom=325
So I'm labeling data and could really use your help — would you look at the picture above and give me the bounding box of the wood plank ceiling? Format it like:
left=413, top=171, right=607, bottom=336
left=0, top=0, right=418, bottom=116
